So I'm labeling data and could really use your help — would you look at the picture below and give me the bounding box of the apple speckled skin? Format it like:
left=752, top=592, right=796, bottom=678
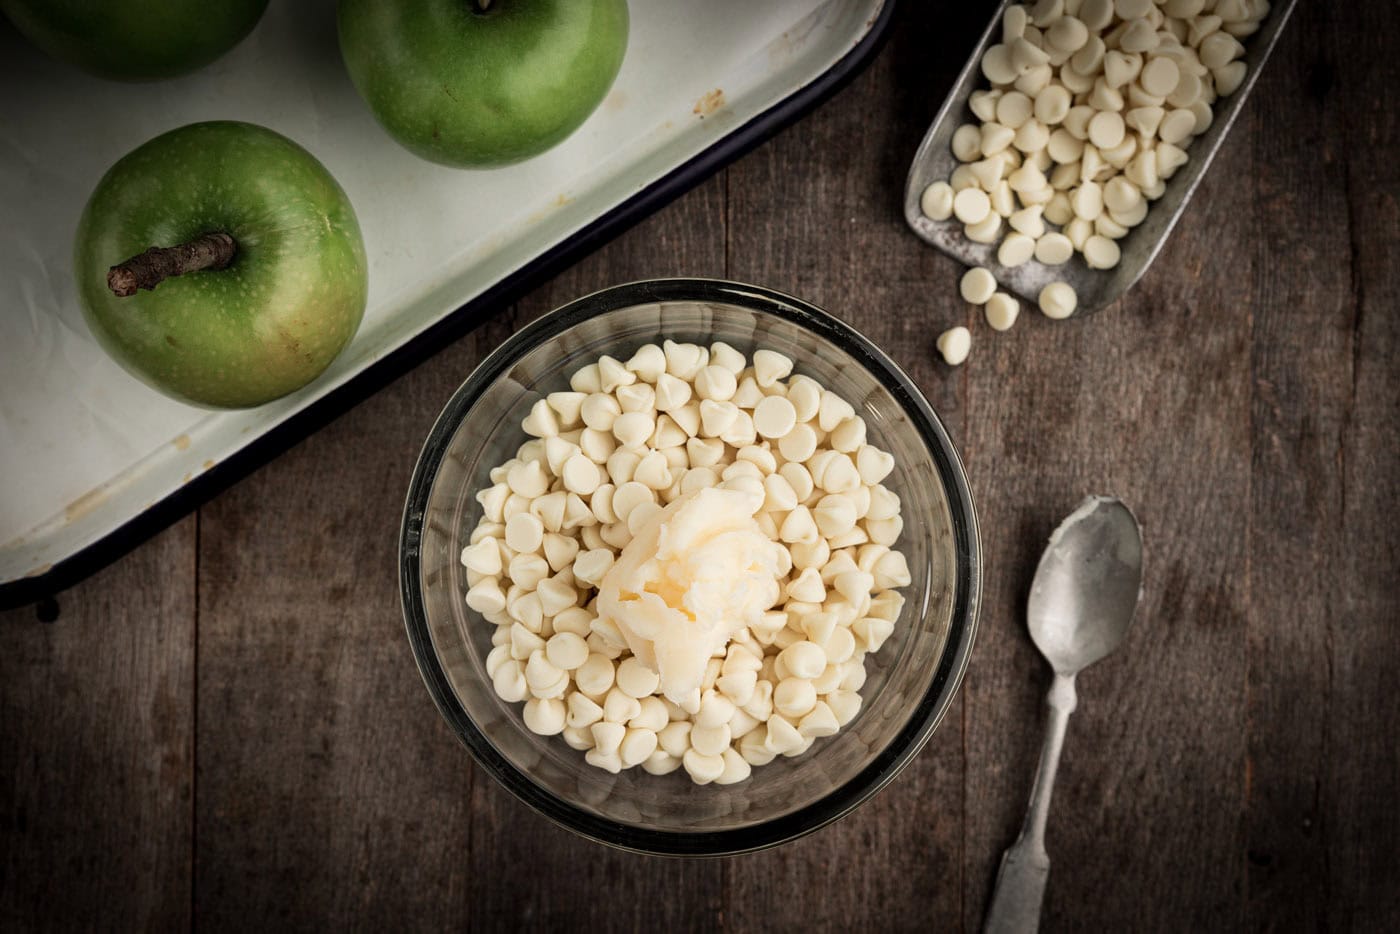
left=74, top=122, right=368, bottom=409
left=338, top=0, right=629, bottom=168
left=0, top=0, right=269, bottom=81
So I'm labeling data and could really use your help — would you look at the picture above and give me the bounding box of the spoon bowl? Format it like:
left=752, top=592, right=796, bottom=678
left=1028, top=496, right=1143, bottom=675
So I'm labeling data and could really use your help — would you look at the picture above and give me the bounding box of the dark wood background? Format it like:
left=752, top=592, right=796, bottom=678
left=3, top=1, right=1396, bottom=930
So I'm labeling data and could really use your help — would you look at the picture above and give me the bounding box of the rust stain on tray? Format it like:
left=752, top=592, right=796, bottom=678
left=693, top=88, right=724, bottom=118
left=64, top=487, right=108, bottom=523
left=173, top=434, right=191, bottom=451
left=203, top=460, right=215, bottom=470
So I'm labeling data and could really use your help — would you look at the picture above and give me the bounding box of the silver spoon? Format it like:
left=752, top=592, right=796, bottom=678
left=984, top=496, right=1144, bottom=933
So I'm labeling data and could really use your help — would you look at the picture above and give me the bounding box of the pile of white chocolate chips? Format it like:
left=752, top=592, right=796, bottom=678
left=460, top=342, right=911, bottom=785
left=926, top=0, right=1272, bottom=364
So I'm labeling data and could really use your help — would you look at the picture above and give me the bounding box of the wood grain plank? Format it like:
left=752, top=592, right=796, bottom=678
left=0, top=518, right=195, bottom=932
left=960, top=33, right=1258, bottom=934
left=720, top=4, right=976, bottom=929
left=1242, top=3, right=1357, bottom=926
left=462, top=176, right=731, bottom=933
left=1319, top=0, right=1400, bottom=926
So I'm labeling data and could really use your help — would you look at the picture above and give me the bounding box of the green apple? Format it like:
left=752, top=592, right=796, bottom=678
left=338, top=0, right=629, bottom=168
left=74, top=122, right=368, bottom=409
left=1, top=0, right=268, bottom=81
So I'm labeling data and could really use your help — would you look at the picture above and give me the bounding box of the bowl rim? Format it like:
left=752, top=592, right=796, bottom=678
left=399, top=277, right=981, bottom=856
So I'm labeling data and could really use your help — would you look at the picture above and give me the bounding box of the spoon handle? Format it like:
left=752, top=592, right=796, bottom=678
left=984, top=672, right=1079, bottom=934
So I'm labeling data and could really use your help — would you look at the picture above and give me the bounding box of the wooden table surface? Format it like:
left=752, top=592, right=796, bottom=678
left=3, top=2, right=1396, bottom=930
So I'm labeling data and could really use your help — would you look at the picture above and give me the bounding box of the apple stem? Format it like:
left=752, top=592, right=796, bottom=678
left=106, top=232, right=238, bottom=298
left=471, top=0, right=493, bottom=12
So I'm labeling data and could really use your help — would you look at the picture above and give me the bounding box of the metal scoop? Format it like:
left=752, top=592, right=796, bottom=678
left=984, top=496, right=1144, bottom=933
left=904, top=0, right=1297, bottom=316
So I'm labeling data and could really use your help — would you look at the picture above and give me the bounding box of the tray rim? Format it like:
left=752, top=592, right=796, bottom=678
left=0, top=0, right=897, bottom=610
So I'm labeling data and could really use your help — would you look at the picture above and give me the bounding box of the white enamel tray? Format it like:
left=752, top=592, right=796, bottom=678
left=0, top=0, right=891, bottom=602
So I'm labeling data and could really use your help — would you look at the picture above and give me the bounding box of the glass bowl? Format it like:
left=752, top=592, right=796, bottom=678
left=400, top=279, right=980, bottom=855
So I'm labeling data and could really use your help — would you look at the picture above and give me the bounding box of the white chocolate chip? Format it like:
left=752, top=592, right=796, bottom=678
left=985, top=292, right=1021, bottom=331
left=751, top=350, right=793, bottom=387
left=780, top=506, right=820, bottom=545
left=616, top=656, right=661, bottom=699
left=461, top=538, right=502, bottom=575
left=611, top=411, right=654, bottom=448
left=568, top=363, right=601, bottom=394
left=981, top=121, right=1016, bottom=156
left=1083, top=234, right=1122, bottom=269
left=1140, top=57, right=1181, bottom=97
left=580, top=393, right=621, bottom=432
left=615, top=382, right=654, bottom=414
left=753, top=395, right=798, bottom=440
left=505, top=513, right=545, bottom=554
left=936, top=326, right=972, bottom=366
left=694, top=365, right=738, bottom=403
left=953, top=187, right=991, bottom=224
left=817, top=391, right=856, bottom=433
left=1039, top=281, right=1079, bottom=318
left=998, top=232, right=1037, bottom=267
left=537, top=576, right=579, bottom=616
left=960, top=267, right=998, bottom=305
left=624, top=344, right=666, bottom=382
left=813, top=494, right=858, bottom=538
left=952, top=123, right=983, bottom=162
left=708, top=341, right=746, bottom=375
left=560, top=452, right=601, bottom=496
left=786, top=378, right=822, bottom=423
left=653, top=372, right=692, bottom=411
left=1214, top=60, right=1247, bottom=96
left=965, top=213, right=1003, bottom=244
left=546, top=632, right=590, bottom=671
left=1087, top=110, right=1125, bottom=149
left=774, top=678, right=818, bottom=720
left=1034, top=232, right=1075, bottom=265
left=596, top=355, right=635, bottom=394
left=662, top=340, right=706, bottom=381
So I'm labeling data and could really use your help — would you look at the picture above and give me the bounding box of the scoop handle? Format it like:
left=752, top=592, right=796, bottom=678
left=983, top=672, right=1078, bottom=934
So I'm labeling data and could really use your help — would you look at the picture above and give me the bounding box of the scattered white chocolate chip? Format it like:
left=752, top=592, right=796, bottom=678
left=937, top=326, right=972, bottom=366
left=984, top=292, right=1021, bottom=331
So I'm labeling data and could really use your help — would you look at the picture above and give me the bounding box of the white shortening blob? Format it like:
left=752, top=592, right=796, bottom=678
left=596, top=487, right=782, bottom=704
